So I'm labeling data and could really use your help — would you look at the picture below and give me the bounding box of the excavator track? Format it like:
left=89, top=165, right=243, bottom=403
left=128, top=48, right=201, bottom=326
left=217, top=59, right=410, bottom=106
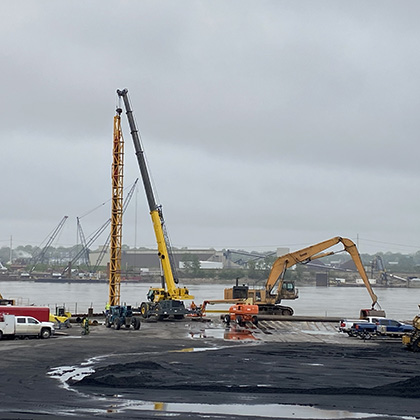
left=257, top=305, right=294, bottom=316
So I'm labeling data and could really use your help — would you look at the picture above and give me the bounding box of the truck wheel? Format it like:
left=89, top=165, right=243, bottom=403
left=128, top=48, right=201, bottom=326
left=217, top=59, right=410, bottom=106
left=236, top=315, right=243, bottom=326
left=251, top=316, right=258, bottom=326
left=412, top=338, right=420, bottom=352
left=115, top=317, right=121, bottom=330
left=140, top=303, right=149, bottom=319
left=133, top=317, right=141, bottom=330
left=0, top=330, right=2, bottom=340
left=41, top=328, right=51, bottom=339
left=223, top=314, right=231, bottom=325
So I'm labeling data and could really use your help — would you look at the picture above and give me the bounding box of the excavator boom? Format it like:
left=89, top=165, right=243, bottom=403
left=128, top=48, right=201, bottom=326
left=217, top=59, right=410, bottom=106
left=266, top=236, right=379, bottom=308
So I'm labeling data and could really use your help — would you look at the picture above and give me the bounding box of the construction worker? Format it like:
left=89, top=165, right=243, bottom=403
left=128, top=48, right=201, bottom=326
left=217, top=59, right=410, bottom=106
left=105, top=302, right=110, bottom=316
left=81, top=317, right=89, bottom=335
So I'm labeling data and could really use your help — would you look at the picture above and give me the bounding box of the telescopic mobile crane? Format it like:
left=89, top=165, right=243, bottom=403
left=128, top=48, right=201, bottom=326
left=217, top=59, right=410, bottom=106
left=117, top=88, right=193, bottom=320
left=224, top=236, right=384, bottom=316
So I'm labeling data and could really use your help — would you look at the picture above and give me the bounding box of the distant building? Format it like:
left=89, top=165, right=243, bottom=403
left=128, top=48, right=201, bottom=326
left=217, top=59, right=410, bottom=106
left=89, top=247, right=225, bottom=272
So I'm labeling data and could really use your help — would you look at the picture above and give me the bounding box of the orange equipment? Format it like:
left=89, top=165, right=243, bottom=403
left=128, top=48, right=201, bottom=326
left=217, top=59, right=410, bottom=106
left=223, top=303, right=259, bottom=327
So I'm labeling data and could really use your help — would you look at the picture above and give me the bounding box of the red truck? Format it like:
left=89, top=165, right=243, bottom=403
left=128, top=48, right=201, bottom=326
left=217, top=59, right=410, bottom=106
left=0, top=306, right=50, bottom=322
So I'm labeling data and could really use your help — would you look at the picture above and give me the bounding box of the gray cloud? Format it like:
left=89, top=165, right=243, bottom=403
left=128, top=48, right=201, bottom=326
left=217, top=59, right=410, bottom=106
left=1, top=1, right=420, bottom=255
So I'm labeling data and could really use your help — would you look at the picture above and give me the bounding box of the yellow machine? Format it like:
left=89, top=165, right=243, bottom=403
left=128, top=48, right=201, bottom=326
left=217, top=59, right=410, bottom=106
left=117, top=89, right=193, bottom=320
left=108, top=107, right=124, bottom=307
left=402, top=305, right=420, bottom=352
left=49, top=306, right=72, bottom=328
left=224, top=236, right=383, bottom=316
left=0, top=291, right=15, bottom=306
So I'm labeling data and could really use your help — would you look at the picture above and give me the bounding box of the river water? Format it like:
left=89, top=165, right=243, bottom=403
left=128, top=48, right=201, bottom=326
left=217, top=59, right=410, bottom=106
left=1, top=280, right=419, bottom=321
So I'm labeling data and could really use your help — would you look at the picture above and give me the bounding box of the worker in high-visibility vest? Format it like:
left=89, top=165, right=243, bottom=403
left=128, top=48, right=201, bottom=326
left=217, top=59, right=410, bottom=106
left=81, top=317, right=89, bottom=335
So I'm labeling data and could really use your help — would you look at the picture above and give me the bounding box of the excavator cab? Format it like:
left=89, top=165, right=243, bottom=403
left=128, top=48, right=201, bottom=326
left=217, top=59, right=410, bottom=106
left=277, top=281, right=299, bottom=301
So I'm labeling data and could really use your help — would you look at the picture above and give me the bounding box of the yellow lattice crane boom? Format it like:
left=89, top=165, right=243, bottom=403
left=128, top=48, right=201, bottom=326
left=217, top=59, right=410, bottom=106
left=108, top=107, right=124, bottom=306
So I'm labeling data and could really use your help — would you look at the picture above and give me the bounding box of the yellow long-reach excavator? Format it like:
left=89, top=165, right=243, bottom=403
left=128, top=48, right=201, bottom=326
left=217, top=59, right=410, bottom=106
left=224, top=236, right=383, bottom=316
left=117, top=89, right=193, bottom=320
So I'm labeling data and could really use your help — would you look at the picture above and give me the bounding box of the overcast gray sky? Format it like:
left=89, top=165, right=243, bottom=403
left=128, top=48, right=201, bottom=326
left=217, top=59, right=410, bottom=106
left=1, top=1, right=420, bottom=255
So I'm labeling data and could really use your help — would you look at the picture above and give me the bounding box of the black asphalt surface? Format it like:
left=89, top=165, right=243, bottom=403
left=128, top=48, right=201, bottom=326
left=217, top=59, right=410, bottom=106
left=0, top=318, right=418, bottom=420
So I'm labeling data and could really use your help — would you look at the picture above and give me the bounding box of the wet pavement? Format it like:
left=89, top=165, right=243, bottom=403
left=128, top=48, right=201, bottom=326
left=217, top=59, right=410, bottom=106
left=0, top=316, right=418, bottom=419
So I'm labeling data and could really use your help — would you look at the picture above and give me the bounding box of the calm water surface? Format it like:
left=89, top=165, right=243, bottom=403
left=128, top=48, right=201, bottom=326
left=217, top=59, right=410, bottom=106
left=0, top=280, right=418, bottom=320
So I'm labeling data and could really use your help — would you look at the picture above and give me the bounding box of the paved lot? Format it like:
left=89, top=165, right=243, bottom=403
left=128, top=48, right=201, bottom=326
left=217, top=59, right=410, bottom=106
left=0, top=316, right=418, bottom=419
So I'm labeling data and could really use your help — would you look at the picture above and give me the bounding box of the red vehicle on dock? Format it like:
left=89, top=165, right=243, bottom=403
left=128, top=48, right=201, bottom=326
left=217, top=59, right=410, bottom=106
left=0, top=306, right=50, bottom=322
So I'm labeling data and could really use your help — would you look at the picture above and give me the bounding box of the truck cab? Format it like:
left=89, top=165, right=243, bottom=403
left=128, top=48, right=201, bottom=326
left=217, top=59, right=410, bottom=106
left=376, top=319, right=414, bottom=336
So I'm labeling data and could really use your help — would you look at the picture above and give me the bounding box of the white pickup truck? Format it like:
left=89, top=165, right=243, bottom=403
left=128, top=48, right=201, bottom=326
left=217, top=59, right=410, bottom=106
left=0, top=314, right=55, bottom=339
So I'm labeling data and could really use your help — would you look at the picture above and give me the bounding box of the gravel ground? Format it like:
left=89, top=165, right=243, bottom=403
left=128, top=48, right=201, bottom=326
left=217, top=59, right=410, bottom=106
left=0, top=317, right=418, bottom=420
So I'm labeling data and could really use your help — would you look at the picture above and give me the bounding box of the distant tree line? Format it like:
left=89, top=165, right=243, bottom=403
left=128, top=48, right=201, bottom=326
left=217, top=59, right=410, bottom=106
left=2, top=245, right=420, bottom=281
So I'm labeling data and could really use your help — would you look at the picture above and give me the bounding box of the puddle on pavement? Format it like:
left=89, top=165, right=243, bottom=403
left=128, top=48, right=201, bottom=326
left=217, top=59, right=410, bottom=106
left=101, top=398, right=418, bottom=419
left=189, top=326, right=258, bottom=341
left=48, top=365, right=95, bottom=391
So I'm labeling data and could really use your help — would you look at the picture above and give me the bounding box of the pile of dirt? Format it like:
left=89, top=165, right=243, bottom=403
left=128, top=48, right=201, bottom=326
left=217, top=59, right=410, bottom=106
left=75, top=342, right=420, bottom=400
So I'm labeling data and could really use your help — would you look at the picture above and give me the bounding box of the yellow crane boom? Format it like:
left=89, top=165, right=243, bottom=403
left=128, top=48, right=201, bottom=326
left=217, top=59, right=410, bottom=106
left=108, top=108, right=124, bottom=306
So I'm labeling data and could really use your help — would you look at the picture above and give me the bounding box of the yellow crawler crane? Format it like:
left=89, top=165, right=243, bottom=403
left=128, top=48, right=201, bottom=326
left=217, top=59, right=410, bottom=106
left=117, top=89, right=193, bottom=320
left=224, top=236, right=384, bottom=316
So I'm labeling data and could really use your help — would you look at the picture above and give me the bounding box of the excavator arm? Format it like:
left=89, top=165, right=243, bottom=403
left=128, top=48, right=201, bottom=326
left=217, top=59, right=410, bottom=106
left=266, top=236, right=379, bottom=309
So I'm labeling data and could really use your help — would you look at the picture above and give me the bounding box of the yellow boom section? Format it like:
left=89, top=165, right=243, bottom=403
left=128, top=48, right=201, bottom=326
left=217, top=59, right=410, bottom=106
left=108, top=111, right=124, bottom=306
left=150, top=209, right=176, bottom=296
left=150, top=209, right=193, bottom=300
